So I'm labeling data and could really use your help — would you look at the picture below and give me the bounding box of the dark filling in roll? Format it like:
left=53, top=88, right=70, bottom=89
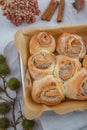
left=80, top=80, right=87, bottom=96
left=37, top=32, right=52, bottom=47
left=65, top=38, right=82, bottom=58
left=59, top=62, right=75, bottom=81
left=40, top=88, right=59, bottom=100
left=34, top=52, right=54, bottom=69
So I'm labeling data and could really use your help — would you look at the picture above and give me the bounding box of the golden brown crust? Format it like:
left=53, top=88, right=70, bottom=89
left=29, top=32, right=56, bottom=55
left=28, top=51, right=56, bottom=80
left=32, top=75, right=65, bottom=105
left=54, top=55, right=81, bottom=81
left=83, top=55, right=87, bottom=69
left=56, top=33, right=86, bottom=59
left=65, top=68, right=87, bottom=100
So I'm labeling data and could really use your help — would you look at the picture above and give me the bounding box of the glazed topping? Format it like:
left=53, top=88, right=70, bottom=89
left=33, top=52, right=55, bottom=69
left=59, top=61, right=75, bottom=81
left=80, top=80, right=87, bottom=96
left=37, top=32, right=53, bottom=47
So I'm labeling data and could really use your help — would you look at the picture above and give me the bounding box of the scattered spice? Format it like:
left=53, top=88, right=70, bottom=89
left=0, top=0, right=5, bottom=5
left=0, top=0, right=40, bottom=26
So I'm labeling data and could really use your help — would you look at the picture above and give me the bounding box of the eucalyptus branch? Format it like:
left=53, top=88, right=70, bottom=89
left=0, top=75, right=22, bottom=130
left=0, top=75, right=14, bottom=101
left=0, top=95, right=11, bottom=104
left=0, top=54, right=35, bottom=130
left=4, top=89, right=14, bottom=101
left=0, top=86, right=14, bottom=101
left=19, top=101, right=24, bottom=120
left=11, top=91, right=20, bottom=130
left=12, top=99, right=17, bottom=130
left=1, top=76, right=8, bottom=90
left=15, top=101, right=24, bottom=125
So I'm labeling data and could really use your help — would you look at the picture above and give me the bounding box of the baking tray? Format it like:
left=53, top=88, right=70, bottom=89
left=15, top=24, right=87, bottom=120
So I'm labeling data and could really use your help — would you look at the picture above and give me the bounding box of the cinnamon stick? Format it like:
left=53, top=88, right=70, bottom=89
left=41, top=0, right=55, bottom=20
left=46, top=1, right=59, bottom=21
left=57, top=0, right=65, bottom=22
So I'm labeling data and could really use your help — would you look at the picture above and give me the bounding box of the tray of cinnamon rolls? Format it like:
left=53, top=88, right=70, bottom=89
left=14, top=24, right=87, bottom=119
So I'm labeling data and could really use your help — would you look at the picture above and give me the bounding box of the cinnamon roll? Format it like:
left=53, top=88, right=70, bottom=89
left=28, top=51, right=56, bottom=80
left=54, top=55, right=81, bottom=81
left=56, top=33, right=86, bottom=60
left=83, top=55, right=87, bottom=69
left=29, top=32, right=56, bottom=55
left=65, top=68, right=87, bottom=100
left=32, top=75, right=65, bottom=105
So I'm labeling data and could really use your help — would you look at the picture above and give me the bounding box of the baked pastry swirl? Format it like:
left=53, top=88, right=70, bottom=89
left=54, top=55, right=81, bottom=81
left=65, top=68, right=87, bottom=100
left=28, top=51, right=56, bottom=80
left=83, top=55, right=87, bottom=69
left=29, top=32, right=56, bottom=55
left=56, top=33, right=86, bottom=59
left=32, top=75, right=65, bottom=105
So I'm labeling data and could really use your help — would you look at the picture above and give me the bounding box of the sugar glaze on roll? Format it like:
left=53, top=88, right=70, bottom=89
left=56, top=33, right=86, bottom=60
left=29, top=32, right=56, bottom=55
left=54, top=55, right=81, bottom=81
left=65, top=68, right=87, bottom=100
left=32, top=75, right=65, bottom=105
left=28, top=51, right=56, bottom=80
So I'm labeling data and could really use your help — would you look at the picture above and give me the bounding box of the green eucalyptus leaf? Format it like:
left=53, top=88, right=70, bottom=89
left=0, top=102, right=10, bottom=114
left=22, top=119, right=35, bottom=129
left=0, top=118, right=10, bottom=129
left=7, top=77, right=20, bottom=91
left=0, top=63, right=10, bottom=76
left=0, top=54, right=6, bottom=64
